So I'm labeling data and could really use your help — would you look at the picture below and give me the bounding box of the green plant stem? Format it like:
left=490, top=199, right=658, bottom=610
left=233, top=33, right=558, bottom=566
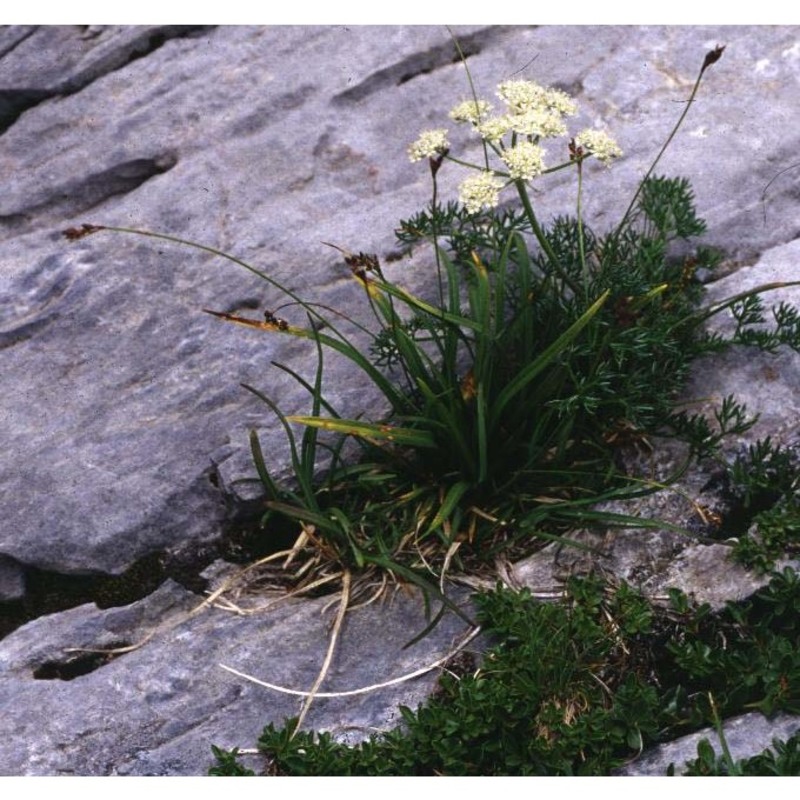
left=615, top=50, right=717, bottom=237
left=575, top=160, right=588, bottom=299
left=448, top=25, right=490, bottom=172
left=95, top=225, right=328, bottom=326
left=708, top=692, right=742, bottom=775
left=514, top=180, right=581, bottom=296
left=676, top=281, right=800, bottom=330
left=430, top=168, right=445, bottom=307
left=90, top=225, right=413, bottom=412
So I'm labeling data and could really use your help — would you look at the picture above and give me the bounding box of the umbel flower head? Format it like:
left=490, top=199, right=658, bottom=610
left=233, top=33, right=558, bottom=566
left=502, top=141, right=546, bottom=181
left=507, top=108, right=568, bottom=139
left=459, top=171, right=503, bottom=214
left=449, top=99, right=493, bottom=123
left=408, top=77, right=623, bottom=212
left=575, top=129, right=623, bottom=165
left=475, top=116, right=511, bottom=143
left=407, top=129, right=450, bottom=162
left=496, top=79, right=578, bottom=118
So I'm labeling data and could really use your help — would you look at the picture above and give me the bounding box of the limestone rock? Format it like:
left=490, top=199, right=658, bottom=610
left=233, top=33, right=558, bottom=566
left=3, top=25, right=800, bottom=577
left=2, top=24, right=800, bottom=776
left=0, top=572, right=474, bottom=776
left=617, top=712, right=800, bottom=776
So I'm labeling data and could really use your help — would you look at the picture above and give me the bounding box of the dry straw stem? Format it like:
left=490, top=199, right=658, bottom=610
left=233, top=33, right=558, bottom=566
left=63, top=631, right=157, bottom=656
left=194, top=526, right=354, bottom=617
left=292, top=568, right=352, bottom=736
left=219, top=623, right=483, bottom=700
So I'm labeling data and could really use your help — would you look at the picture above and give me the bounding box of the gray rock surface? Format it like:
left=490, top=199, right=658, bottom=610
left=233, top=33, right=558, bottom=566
left=616, top=711, right=800, bottom=775
left=3, top=24, right=800, bottom=577
left=0, top=555, right=24, bottom=602
left=1, top=24, right=799, bottom=775
left=0, top=573, right=475, bottom=775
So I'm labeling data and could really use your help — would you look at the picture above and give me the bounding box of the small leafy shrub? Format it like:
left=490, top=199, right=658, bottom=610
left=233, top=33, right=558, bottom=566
left=208, top=746, right=255, bottom=777
left=211, top=569, right=800, bottom=776
left=726, top=438, right=800, bottom=567
left=735, top=499, right=800, bottom=572
left=691, top=437, right=800, bottom=570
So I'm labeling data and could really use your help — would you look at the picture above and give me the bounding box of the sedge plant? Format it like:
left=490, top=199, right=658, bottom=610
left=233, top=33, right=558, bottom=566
left=63, top=43, right=800, bottom=604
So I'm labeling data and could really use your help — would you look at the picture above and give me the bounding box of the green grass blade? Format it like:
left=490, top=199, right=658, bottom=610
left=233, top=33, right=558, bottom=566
left=392, top=319, right=439, bottom=382
left=424, top=480, right=473, bottom=538
left=438, top=247, right=474, bottom=371
left=264, top=500, right=348, bottom=540
left=285, top=326, right=411, bottom=412
left=401, top=604, right=449, bottom=650
left=240, top=383, right=316, bottom=505
left=414, top=378, right=474, bottom=472
left=476, top=380, right=488, bottom=484
left=271, top=361, right=341, bottom=420
left=492, top=232, right=514, bottom=338
left=300, top=319, right=327, bottom=481
left=372, top=278, right=484, bottom=333
left=468, top=253, right=491, bottom=331
left=440, top=246, right=462, bottom=317
left=364, top=553, right=476, bottom=630
left=248, top=429, right=281, bottom=502
left=493, top=290, right=610, bottom=421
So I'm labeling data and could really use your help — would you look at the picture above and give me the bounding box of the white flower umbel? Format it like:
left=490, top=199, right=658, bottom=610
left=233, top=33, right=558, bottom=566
left=408, top=129, right=450, bottom=162
left=496, top=79, right=547, bottom=114
left=508, top=109, right=568, bottom=139
left=497, top=80, right=578, bottom=117
left=501, top=142, right=546, bottom=181
left=541, top=87, right=578, bottom=117
left=449, top=99, right=493, bottom=124
left=475, top=115, right=512, bottom=143
left=575, top=129, right=623, bottom=165
left=459, top=171, right=504, bottom=214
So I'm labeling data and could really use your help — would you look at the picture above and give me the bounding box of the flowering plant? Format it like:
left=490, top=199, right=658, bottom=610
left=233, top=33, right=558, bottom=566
left=410, top=78, right=621, bottom=212
left=64, top=43, right=800, bottom=605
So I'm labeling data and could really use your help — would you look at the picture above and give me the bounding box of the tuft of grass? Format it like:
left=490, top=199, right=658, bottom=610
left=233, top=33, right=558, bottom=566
left=62, top=44, right=800, bottom=598
left=722, top=438, right=800, bottom=571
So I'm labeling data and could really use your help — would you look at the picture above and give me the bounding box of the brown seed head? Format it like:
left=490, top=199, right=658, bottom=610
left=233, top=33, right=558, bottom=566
left=701, top=44, right=726, bottom=73
left=62, top=223, right=104, bottom=241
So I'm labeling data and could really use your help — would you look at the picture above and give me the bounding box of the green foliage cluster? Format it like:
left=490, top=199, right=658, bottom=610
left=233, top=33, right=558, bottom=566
left=208, top=747, right=255, bottom=776
left=729, top=440, right=800, bottom=570
left=244, top=173, right=725, bottom=577
left=397, top=176, right=716, bottom=452
left=211, top=569, right=800, bottom=776
left=734, top=500, right=800, bottom=572
left=729, top=294, right=800, bottom=354
left=698, top=436, right=800, bottom=571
